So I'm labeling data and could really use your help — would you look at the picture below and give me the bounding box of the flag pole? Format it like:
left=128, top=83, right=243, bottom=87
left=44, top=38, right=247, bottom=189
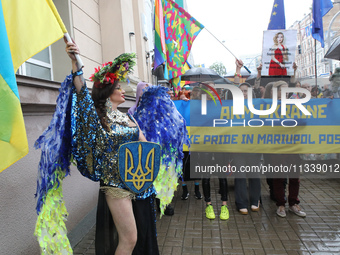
left=204, top=28, right=251, bottom=73
left=314, top=39, right=317, bottom=88
left=64, top=33, right=84, bottom=69
left=46, top=0, right=84, bottom=69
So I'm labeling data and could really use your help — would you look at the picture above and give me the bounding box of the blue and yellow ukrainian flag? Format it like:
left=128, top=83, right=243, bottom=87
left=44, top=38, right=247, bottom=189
left=0, top=0, right=65, bottom=172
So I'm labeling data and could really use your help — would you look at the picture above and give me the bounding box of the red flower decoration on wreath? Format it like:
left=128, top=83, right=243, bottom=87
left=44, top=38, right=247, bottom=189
left=105, top=72, right=117, bottom=84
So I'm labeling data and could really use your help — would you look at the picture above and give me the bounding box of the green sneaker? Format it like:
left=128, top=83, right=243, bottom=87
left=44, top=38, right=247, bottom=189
left=205, top=204, right=215, bottom=220
left=220, top=205, right=229, bottom=220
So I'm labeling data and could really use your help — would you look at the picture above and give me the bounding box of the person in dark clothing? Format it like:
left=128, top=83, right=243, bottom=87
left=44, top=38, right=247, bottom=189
left=323, top=84, right=334, bottom=98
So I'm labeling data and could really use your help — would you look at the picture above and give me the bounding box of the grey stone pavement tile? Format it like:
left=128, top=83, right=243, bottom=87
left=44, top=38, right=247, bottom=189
left=73, top=177, right=340, bottom=254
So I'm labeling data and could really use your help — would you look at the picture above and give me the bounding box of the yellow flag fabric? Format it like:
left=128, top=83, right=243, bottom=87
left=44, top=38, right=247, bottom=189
left=0, top=75, right=28, bottom=172
left=46, top=0, right=68, bottom=33
left=2, top=0, right=65, bottom=71
left=0, top=0, right=65, bottom=172
left=179, top=62, right=191, bottom=88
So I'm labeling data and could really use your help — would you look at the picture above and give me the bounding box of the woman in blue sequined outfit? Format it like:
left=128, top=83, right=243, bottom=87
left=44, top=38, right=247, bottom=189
left=66, top=41, right=158, bottom=255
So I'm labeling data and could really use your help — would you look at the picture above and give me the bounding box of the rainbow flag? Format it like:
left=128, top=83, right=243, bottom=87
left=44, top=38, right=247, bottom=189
left=0, top=0, right=65, bottom=172
left=154, top=0, right=204, bottom=93
left=154, top=0, right=169, bottom=79
left=163, top=0, right=204, bottom=93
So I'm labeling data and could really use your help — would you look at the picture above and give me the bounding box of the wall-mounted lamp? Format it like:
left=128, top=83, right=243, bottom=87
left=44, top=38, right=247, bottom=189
left=146, top=49, right=154, bottom=59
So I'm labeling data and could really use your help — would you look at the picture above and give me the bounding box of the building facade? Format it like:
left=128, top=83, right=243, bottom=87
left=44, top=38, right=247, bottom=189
left=0, top=0, right=154, bottom=254
left=290, top=2, right=340, bottom=81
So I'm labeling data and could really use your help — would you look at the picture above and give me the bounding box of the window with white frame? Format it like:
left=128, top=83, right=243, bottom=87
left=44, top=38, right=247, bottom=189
left=16, top=46, right=53, bottom=80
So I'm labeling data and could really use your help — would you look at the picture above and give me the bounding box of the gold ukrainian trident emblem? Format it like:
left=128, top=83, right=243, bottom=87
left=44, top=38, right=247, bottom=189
left=118, top=142, right=160, bottom=194
left=125, top=144, right=154, bottom=190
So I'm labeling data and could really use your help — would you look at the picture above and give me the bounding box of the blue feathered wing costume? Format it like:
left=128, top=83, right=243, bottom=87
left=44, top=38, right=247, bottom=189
left=34, top=74, right=73, bottom=254
left=133, top=85, right=190, bottom=215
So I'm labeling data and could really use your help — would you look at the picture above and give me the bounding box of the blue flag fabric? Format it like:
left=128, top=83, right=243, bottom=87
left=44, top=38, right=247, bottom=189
left=312, top=0, right=333, bottom=48
left=268, top=0, right=286, bottom=30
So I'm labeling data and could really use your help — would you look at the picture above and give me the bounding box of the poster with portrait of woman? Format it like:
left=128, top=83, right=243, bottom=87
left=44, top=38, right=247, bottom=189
left=261, top=30, right=297, bottom=76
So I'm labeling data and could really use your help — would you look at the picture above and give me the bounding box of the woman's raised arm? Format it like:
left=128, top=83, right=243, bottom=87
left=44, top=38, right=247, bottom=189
left=64, top=37, right=84, bottom=93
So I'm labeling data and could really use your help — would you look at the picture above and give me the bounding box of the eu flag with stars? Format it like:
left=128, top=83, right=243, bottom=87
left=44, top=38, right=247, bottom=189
left=312, top=0, right=333, bottom=48
left=268, top=0, right=285, bottom=30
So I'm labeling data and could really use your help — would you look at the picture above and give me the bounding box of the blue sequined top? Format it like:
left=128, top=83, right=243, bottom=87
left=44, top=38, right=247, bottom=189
left=71, top=85, right=155, bottom=199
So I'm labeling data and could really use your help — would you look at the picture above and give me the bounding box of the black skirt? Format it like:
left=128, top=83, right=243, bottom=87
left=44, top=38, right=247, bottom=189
left=95, top=190, right=159, bottom=255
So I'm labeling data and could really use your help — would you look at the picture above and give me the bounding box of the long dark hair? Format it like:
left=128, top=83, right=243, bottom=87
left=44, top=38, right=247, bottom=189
left=91, top=80, right=118, bottom=130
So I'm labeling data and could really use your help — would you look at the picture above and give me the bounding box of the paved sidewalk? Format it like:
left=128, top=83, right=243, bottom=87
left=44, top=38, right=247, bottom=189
left=73, top=177, right=340, bottom=255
